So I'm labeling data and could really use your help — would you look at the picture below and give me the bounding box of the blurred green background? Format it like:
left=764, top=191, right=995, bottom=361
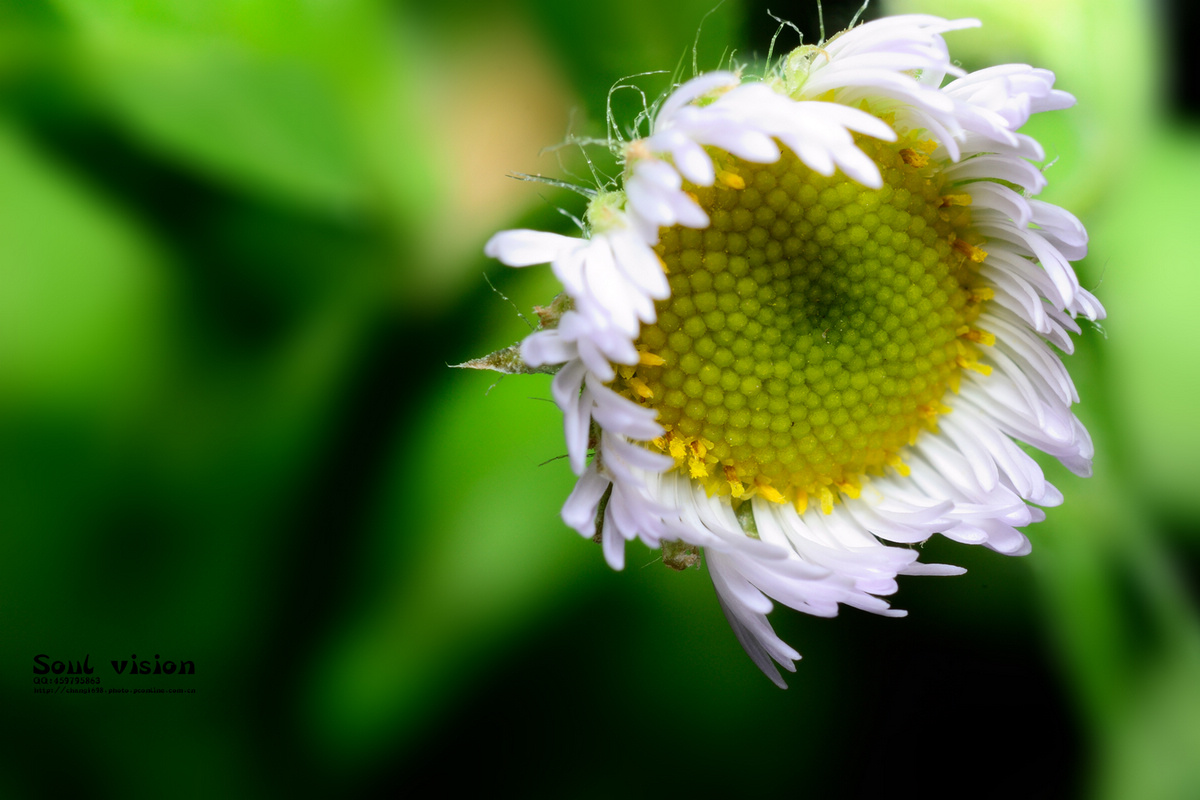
left=3, top=0, right=1198, bottom=797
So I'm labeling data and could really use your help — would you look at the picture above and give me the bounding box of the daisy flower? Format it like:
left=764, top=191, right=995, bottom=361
left=481, top=14, right=1103, bottom=687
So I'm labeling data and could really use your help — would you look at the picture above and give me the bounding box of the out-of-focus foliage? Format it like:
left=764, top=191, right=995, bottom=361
left=890, top=2, right=1200, bottom=798
left=3, top=0, right=1198, bottom=797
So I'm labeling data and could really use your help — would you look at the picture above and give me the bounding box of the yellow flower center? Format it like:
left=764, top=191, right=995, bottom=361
left=613, top=132, right=993, bottom=513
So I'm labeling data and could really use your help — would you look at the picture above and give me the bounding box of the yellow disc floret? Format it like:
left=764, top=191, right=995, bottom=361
left=612, top=131, right=993, bottom=509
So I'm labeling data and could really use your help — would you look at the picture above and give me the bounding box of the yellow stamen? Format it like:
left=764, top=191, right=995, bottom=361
left=628, top=377, right=654, bottom=399
left=957, top=327, right=997, bottom=346
left=940, top=193, right=973, bottom=207
left=887, top=454, right=911, bottom=477
left=899, top=148, right=929, bottom=168
left=952, top=238, right=988, bottom=263
left=918, top=400, right=951, bottom=433
left=716, top=169, right=746, bottom=190
left=835, top=477, right=862, bottom=499
left=667, top=435, right=688, bottom=461
left=957, top=354, right=994, bottom=376
left=818, top=486, right=835, bottom=515
left=919, top=400, right=953, bottom=421
left=638, top=350, right=666, bottom=367
left=724, top=465, right=745, bottom=498
left=756, top=480, right=786, bottom=505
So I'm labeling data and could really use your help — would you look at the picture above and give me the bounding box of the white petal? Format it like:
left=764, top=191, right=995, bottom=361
left=562, top=467, right=610, bottom=537
left=484, top=229, right=576, bottom=266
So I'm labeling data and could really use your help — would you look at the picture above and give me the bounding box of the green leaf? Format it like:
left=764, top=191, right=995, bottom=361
left=0, top=117, right=167, bottom=411
left=79, top=27, right=363, bottom=213
left=306, top=269, right=593, bottom=763
left=1092, top=127, right=1200, bottom=518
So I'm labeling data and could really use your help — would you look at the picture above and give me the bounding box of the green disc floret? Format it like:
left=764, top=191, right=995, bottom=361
left=614, top=134, right=990, bottom=511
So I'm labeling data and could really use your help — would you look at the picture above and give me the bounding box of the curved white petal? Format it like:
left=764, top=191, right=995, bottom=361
left=484, top=229, right=576, bottom=266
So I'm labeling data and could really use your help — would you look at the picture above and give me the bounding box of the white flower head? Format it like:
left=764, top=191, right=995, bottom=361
left=482, top=14, right=1102, bottom=687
